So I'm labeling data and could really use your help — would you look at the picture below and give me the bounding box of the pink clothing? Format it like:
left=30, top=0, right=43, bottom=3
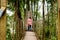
left=26, top=18, right=33, bottom=27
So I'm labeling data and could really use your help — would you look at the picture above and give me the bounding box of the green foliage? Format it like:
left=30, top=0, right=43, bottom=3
left=47, top=0, right=57, bottom=3
left=7, top=0, right=58, bottom=40
left=44, top=0, right=58, bottom=40
left=7, top=4, right=14, bottom=11
left=6, top=29, right=12, bottom=40
left=34, top=11, right=41, bottom=19
left=6, top=15, right=12, bottom=40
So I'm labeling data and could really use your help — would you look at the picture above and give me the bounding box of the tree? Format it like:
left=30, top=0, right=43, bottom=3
left=8, top=0, right=25, bottom=40
left=45, top=0, right=57, bottom=40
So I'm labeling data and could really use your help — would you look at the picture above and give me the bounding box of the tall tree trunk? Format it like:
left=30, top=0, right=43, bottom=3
left=15, top=11, right=22, bottom=40
left=14, top=0, right=22, bottom=40
left=34, top=0, right=36, bottom=31
left=42, top=0, right=45, bottom=40
left=36, top=1, right=38, bottom=21
left=27, top=0, right=30, bottom=11
left=47, top=5, right=50, bottom=39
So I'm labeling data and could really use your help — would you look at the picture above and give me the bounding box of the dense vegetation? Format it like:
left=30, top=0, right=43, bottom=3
left=6, top=0, right=58, bottom=40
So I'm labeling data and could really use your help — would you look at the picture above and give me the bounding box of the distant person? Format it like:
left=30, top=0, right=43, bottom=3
left=26, top=17, right=33, bottom=31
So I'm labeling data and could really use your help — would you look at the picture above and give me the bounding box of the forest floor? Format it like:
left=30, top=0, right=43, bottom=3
left=23, top=31, right=37, bottom=40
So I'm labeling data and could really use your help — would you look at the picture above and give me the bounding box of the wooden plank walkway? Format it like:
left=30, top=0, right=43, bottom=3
left=23, top=31, right=37, bottom=40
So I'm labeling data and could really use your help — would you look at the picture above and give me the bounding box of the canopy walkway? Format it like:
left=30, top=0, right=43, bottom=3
left=23, top=31, right=37, bottom=40
left=0, top=0, right=60, bottom=40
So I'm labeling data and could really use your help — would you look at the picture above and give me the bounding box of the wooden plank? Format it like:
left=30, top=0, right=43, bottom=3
left=23, top=31, right=37, bottom=40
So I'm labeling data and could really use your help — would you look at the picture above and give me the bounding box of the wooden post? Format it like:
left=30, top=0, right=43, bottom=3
left=0, top=0, right=1, bottom=8
left=0, top=0, right=6, bottom=40
left=0, top=11, right=6, bottom=40
left=57, top=0, right=60, bottom=40
left=1, top=0, right=7, bottom=8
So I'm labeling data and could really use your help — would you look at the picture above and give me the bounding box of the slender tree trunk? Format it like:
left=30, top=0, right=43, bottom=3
left=28, top=0, right=30, bottom=11
left=14, top=0, right=22, bottom=40
left=36, top=1, right=38, bottom=21
left=34, top=0, right=36, bottom=31
left=42, top=0, right=45, bottom=40
left=46, top=2, right=51, bottom=40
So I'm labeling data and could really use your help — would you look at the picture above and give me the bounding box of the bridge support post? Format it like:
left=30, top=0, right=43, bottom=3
left=0, top=10, right=6, bottom=40
left=57, top=0, right=60, bottom=40
left=0, top=0, right=6, bottom=40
